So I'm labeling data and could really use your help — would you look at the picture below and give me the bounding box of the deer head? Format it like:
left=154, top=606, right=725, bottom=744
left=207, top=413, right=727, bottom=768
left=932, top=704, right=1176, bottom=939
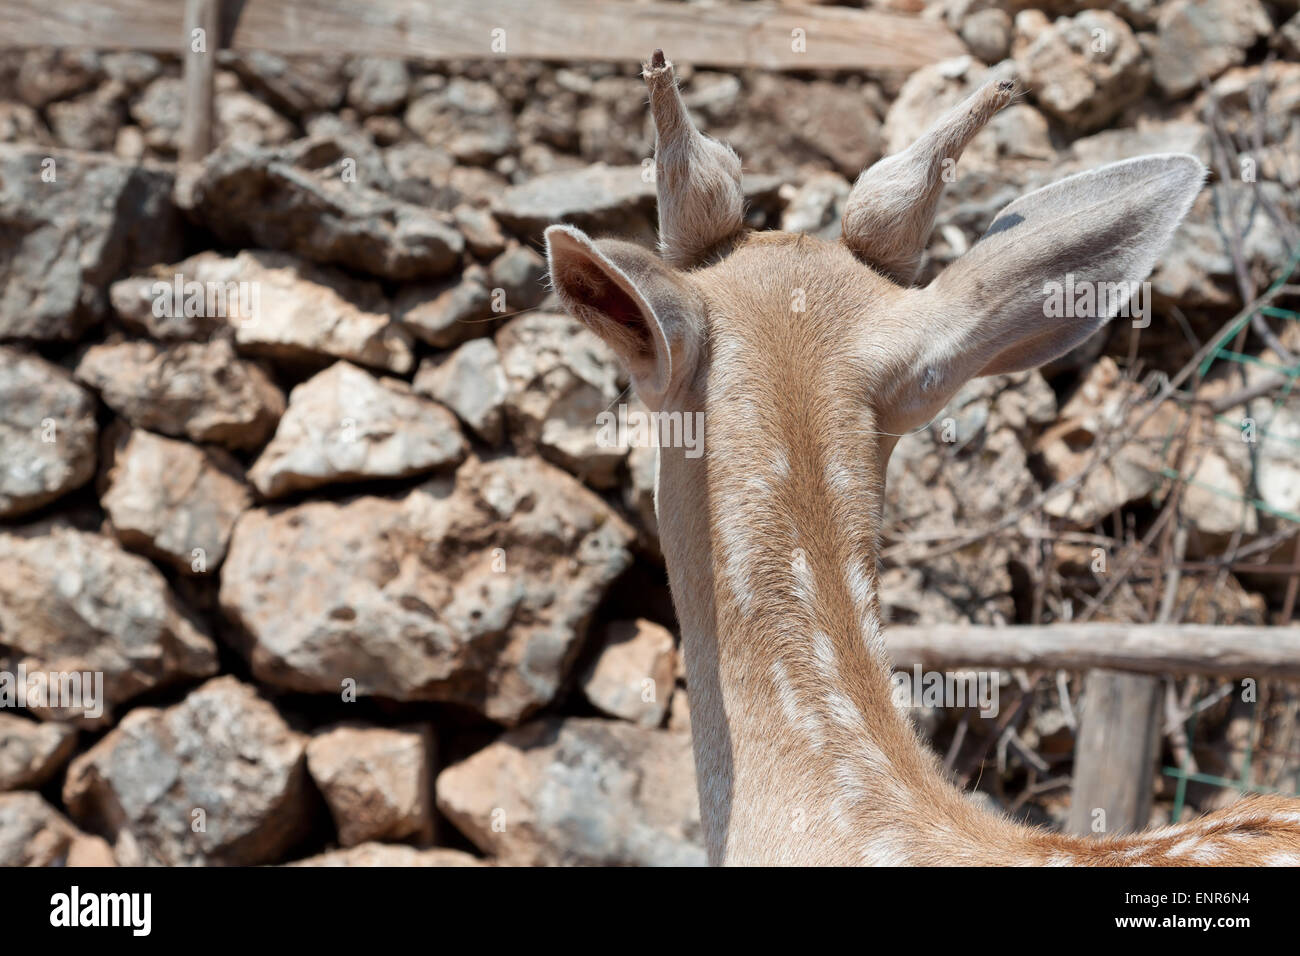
left=547, top=50, right=1202, bottom=458
left=543, top=51, right=1208, bottom=864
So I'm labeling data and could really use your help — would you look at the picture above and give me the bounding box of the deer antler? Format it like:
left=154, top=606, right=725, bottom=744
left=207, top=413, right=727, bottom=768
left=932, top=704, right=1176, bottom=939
left=643, top=49, right=746, bottom=268
left=841, top=74, right=1018, bottom=285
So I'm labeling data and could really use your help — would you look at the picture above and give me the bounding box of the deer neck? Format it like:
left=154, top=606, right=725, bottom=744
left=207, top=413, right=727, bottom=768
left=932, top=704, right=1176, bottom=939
left=655, top=382, right=1002, bottom=866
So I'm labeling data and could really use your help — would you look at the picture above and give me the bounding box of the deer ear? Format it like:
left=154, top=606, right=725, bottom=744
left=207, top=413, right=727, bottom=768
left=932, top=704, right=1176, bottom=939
left=880, top=154, right=1205, bottom=433
left=545, top=225, right=703, bottom=403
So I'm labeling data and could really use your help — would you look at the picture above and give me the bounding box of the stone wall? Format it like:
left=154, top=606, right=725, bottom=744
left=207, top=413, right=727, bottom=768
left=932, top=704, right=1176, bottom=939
left=1, top=0, right=1298, bottom=864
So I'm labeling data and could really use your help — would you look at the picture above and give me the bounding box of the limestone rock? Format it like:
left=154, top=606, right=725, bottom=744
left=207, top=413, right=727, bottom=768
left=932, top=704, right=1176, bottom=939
left=63, top=676, right=310, bottom=866
left=1150, top=183, right=1294, bottom=310
left=220, top=456, right=634, bottom=724
left=131, top=76, right=295, bottom=154
left=395, top=265, right=494, bottom=349
left=488, top=245, right=549, bottom=313
left=581, top=620, right=677, bottom=728
left=0, top=792, right=114, bottom=867
left=0, top=526, right=219, bottom=726
left=0, top=714, right=78, bottom=791
left=75, top=338, right=285, bottom=451
left=101, top=427, right=251, bottom=575
left=406, top=79, right=516, bottom=165
left=0, top=145, right=180, bottom=340
left=962, top=8, right=1013, bottom=63
left=112, top=251, right=414, bottom=373
left=0, top=102, right=50, bottom=146
left=248, top=362, right=466, bottom=498
left=1152, top=0, right=1273, bottom=98
left=884, top=371, right=1056, bottom=624
left=215, top=88, right=297, bottom=151
left=497, top=312, right=627, bottom=489
left=288, top=843, right=484, bottom=867
left=1037, top=358, right=1171, bottom=526
left=780, top=171, right=851, bottom=241
left=413, top=339, right=509, bottom=444
left=494, top=164, right=780, bottom=242
left=453, top=204, right=507, bottom=260
left=347, top=58, right=410, bottom=115
left=741, top=74, right=885, bottom=177
left=10, top=49, right=102, bottom=108
left=174, top=137, right=465, bottom=280
left=0, top=347, right=97, bottom=518
left=223, top=52, right=346, bottom=116
left=625, top=440, right=660, bottom=545
left=305, top=724, right=434, bottom=847
left=1012, top=9, right=1149, bottom=132
left=494, top=163, right=657, bottom=240
left=47, top=82, right=124, bottom=151
left=436, top=717, right=705, bottom=866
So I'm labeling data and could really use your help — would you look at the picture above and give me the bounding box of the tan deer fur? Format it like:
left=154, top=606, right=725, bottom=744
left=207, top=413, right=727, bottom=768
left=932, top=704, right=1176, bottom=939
left=545, top=51, right=1300, bottom=866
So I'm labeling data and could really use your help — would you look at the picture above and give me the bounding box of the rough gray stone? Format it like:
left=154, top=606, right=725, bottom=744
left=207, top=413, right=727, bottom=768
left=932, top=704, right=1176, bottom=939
left=63, top=676, right=311, bottom=866
left=395, top=264, right=495, bottom=349
left=0, top=347, right=97, bottom=518
left=496, top=312, right=627, bottom=489
left=413, top=339, right=509, bottom=444
left=0, top=145, right=181, bottom=340
left=174, top=137, right=465, bottom=280
left=101, top=426, right=252, bottom=575
left=248, top=361, right=467, bottom=499
left=288, top=843, right=484, bottom=866
left=0, top=526, right=219, bottom=727
left=0, top=714, right=78, bottom=791
left=436, top=717, right=704, bottom=866
left=219, top=455, right=634, bottom=724
left=581, top=619, right=678, bottom=727
left=0, top=792, right=115, bottom=866
left=305, top=724, right=434, bottom=847
left=1152, top=0, right=1273, bottom=97
left=75, top=338, right=285, bottom=451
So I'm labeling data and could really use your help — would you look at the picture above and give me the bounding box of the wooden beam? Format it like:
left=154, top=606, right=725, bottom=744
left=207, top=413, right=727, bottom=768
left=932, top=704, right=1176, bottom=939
left=884, top=624, right=1300, bottom=679
left=0, top=0, right=966, bottom=71
left=1066, top=669, right=1162, bottom=836
left=179, top=0, right=219, bottom=164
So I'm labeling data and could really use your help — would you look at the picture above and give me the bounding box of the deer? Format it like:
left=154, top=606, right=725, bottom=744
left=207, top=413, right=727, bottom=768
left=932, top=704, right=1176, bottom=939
left=544, top=50, right=1300, bottom=866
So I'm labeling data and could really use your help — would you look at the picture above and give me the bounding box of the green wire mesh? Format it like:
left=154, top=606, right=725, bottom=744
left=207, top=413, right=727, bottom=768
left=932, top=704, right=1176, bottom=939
left=1160, top=249, right=1300, bottom=820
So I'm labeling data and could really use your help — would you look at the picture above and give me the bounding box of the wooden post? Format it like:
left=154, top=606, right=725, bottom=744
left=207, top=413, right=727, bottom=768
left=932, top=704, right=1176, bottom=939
left=1067, top=669, right=1162, bottom=837
left=179, top=0, right=219, bottom=164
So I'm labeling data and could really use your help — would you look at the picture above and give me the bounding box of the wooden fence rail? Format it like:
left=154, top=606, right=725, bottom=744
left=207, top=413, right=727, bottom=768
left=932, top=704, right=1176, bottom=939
left=885, top=624, right=1300, bottom=679
left=0, top=0, right=966, bottom=71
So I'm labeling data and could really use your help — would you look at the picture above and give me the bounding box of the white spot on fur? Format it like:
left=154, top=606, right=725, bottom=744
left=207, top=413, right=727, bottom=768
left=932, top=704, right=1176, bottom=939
left=825, top=458, right=856, bottom=499
left=845, top=557, right=872, bottom=614
left=861, top=830, right=912, bottom=866
left=791, top=547, right=816, bottom=607
left=810, top=630, right=835, bottom=677
left=862, top=608, right=883, bottom=656
left=715, top=503, right=755, bottom=614
left=770, top=659, right=823, bottom=750
left=826, top=689, right=863, bottom=731
left=1190, top=843, right=1224, bottom=863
